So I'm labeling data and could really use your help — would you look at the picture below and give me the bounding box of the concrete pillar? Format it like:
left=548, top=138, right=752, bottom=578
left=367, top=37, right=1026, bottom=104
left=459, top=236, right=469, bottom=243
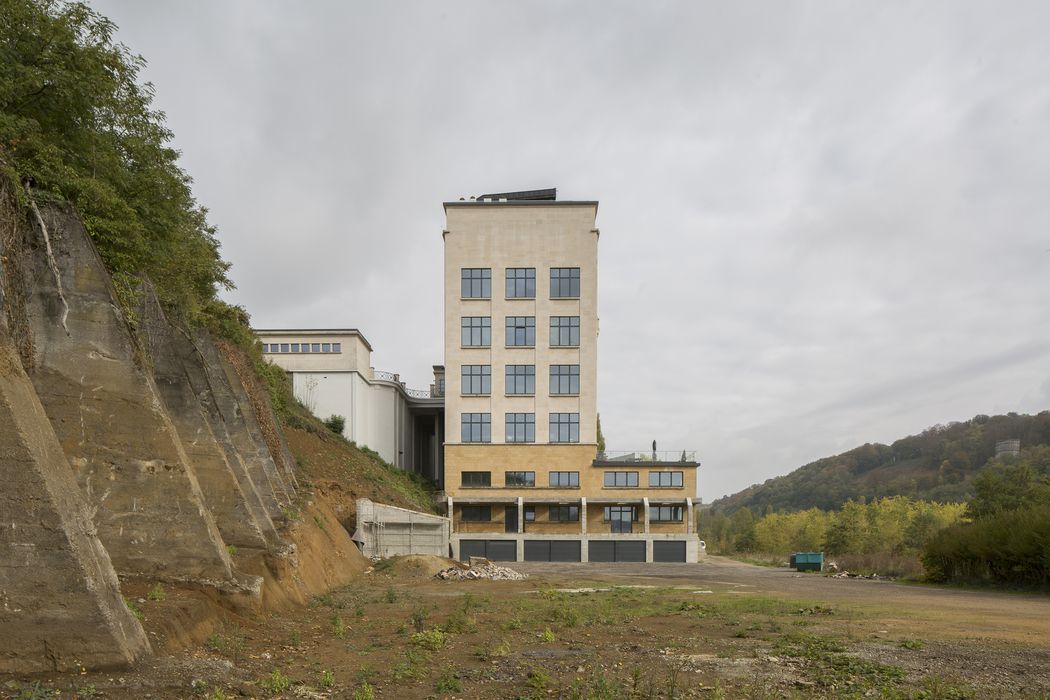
left=517, top=496, right=524, bottom=534
left=642, top=497, right=650, bottom=534
left=447, top=496, right=454, bottom=535
left=646, top=537, right=654, bottom=563
left=516, top=537, right=524, bottom=562
left=432, top=413, right=440, bottom=483
left=580, top=497, right=587, bottom=534
left=686, top=498, right=694, bottom=534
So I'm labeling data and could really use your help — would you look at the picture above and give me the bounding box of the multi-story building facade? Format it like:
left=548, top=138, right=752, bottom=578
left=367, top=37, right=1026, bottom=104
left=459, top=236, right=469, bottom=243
left=441, top=189, right=701, bottom=562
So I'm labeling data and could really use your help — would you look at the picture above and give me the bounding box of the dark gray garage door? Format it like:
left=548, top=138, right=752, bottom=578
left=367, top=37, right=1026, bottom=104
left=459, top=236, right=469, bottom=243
left=653, top=540, right=687, bottom=562
left=588, top=540, right=646, bottom=562
left=459, top=539, right=517, bottom=562
left=524, top=540, right=582, bottom=562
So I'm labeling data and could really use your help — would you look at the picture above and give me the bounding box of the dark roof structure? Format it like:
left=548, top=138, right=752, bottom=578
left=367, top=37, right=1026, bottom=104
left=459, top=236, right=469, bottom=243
left=477, top=188, right=557, bottom=201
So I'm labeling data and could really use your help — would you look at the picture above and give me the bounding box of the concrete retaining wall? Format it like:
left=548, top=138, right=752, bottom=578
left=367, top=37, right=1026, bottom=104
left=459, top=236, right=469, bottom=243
left=354, top=499, right=449, bottom=559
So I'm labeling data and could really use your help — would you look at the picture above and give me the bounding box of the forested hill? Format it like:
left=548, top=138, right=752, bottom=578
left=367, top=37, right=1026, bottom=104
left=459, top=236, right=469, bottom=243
left=712, top=412, right=1050, bottom=514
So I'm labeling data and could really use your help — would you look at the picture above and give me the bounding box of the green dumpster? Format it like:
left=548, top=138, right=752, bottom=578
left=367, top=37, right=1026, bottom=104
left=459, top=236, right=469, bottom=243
left=793, top=552, right=823, bottom=572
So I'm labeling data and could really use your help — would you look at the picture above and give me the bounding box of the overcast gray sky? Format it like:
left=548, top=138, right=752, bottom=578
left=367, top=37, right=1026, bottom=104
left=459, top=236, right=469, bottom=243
left=90, top=0, right=1050, bottom=500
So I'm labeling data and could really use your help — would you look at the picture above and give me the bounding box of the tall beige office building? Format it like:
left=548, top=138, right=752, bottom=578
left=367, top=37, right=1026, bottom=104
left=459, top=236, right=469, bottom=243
left=441, top=189, right=700, bottom=562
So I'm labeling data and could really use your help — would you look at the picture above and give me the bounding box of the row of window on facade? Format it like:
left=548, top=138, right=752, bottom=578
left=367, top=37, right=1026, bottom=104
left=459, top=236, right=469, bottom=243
left=461, top=412, right=579, bottom=443
left=462, top=267, right=581, bottom=300
left=462, top=364, right=579, bottom=395
left=460, top=470, right=685, bottom=488
left=462, top=316, right=580, bottom=347
left=459, top=504, right=684, bottom=523
left=262, top=342, right=342, bottom=354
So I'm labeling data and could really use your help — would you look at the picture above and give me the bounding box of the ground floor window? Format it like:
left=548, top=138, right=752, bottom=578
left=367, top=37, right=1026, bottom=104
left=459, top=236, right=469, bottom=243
left=604, top=506, right=638, bottom=533
left=549, top=505, right=579, bottom=522
left=650, top=505, right=684, bottom=522
left=461, top=505, right=491, bottom=521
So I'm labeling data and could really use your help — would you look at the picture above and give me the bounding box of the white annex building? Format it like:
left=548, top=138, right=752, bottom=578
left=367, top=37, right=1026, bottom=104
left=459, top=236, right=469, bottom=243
left=255, top=328, right=444, bottom=481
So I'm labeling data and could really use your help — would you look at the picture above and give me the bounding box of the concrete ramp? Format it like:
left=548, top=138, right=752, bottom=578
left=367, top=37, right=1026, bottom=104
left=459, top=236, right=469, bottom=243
left=355, top=499, right=449, bottom=558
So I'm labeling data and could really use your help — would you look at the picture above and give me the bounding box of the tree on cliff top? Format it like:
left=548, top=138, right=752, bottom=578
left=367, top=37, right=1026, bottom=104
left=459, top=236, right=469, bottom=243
left=0, top=0, right=231, bottom=322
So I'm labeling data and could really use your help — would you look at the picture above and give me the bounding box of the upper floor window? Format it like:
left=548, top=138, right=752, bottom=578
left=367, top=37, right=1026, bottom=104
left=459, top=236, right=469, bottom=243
left=461, top=413, right=491, bottom=443
left=649, top=471, right=684, bottom=488
left=461, top=505, right=491, bottom=521
left=505, top=365, right=535, bottom=395
left=461, top=268, right=491, bottom=298
left=263, top=341, right=343, bottom=354
left=505, top=471, right=536, bottom=487
left=651, top=505, right=684, bottom=522
left=550, top=267, right=580, bottom=298
left=549, top=365, right=580, bottom=395
left=505, top=268, right=536, bottom=298
left=548, top=471, right=580, bottom=488
left=505, top=413, right=535, bottom=443
left=461, top=365, right=491, bottom=395
left=461, top=471, right=491, bottom=487
left=505, top=316, right=535, bottom=347
left=549, top=505, right=579, bottom=522
left=550, top=316, right=580, bottom=347
left=461, top=317, right=491, bottom=347
left=549, top=413, right=579, bottom=443
left=604, top=471, right=639, bottom=487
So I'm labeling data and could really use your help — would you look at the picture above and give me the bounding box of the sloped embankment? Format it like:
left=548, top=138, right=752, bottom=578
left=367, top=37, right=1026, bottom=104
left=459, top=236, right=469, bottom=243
left=0, top=201, right=386, bottom=672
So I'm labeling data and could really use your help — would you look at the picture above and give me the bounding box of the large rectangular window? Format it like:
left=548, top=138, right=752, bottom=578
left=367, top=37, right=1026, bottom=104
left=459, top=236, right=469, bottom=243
left=461, top=268, right=491, bottom=298
left=550, top=267, right=580, bottom=298
left=550, top=316, right=580, bottom=347
left=650, top=505, right=684, bottom=522
left=604, top=506, right=637, bottom=533
left=505, top=316, right=535, bottom=347
left=549, top=365, right=580, bottom=395
left=649, top=471, right=684, bottom=488
left=549, top=413, right=579, bottom=443
left=549, top=505, right=579, bottom=522
left=461, top=471, right=491, bottom=487
left=548, top=471, right=580, bottom=488
left=461, top=413, right=491, bottom=443
left=505, top=471, right=536, bottom=487
left=505, top=365, right=535, bottom=395
left=461, top=365, right=491, bottom=395
left=461, top=317, right=491, bottom=347
left=505, top=268, right=536, bottom=298
left=603, top=471, right=639, bottom=487
left=461, top=505, right=491, bottom=521
left=505, top=413, right=535, bottom=443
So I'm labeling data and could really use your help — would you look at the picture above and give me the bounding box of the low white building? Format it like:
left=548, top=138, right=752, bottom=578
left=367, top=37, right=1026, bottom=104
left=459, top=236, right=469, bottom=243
left=255, top=328, right=444, bottom=481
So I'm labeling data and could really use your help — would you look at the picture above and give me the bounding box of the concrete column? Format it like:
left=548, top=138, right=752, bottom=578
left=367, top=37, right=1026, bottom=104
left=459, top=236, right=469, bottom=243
left=646, top=537, right=654, bottom=563
left=580, top=497, right=587, bottom=534
left=642, top=497, right=650, bottom=534
left=517, top=496, right=524, bottom=534
left=432, top=413, right=440, bottom=483
left=686, top=498, right=694, bottom=534
left=447, top=496, right=454, bottom=535
left=516, top=537, right=524, bottom=562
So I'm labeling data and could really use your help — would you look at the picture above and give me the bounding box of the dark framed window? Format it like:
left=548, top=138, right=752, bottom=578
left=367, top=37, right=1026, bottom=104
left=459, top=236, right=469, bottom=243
left=321, top=343, right=330, bottom=352
left=461, top=365, right=491, bottom=395
left=461, top=505, right=491, bottom=521
left=505, top=413, right=535, bottom=443
left=290, top=343, right=300, bottom=353
left=461, top=268, right=491, bottom=298
left=505, top=365, right=535, bottom=395
left=523, top=506, right=536, bottom=522
left=650, top=505, right=684, bottom=522
left=461, top=317, right=491, bottom=346
left=505, top=316, right=535, bottom=346
left=312, top=343, right=321, bottom=352
left=505, top=268, right=536, bottom=298
left=548, top=471, right=580, bottom=488
left=505, top=471, right=536, bottom=487
left=550, top=267, right=580, bottom=298
left=550, top=316, right=580, bottom=347
left=603, top=471, right=639, bottom=487
left=461, top=413, right=491, bottom=443
left=549, top=413, right=580, bottom=443
left=549, top=505, right=579, bottom=522
left=332, top=343, right=342, bottom=353
left=299, top=343, right=309, bottom=353
left=604, top=506, right=637, bottom=532
left=461, top=471, right=491, bottom=487
left=649, top=471, right=684, bottom=488
left=549, top=365, right=580, bottom=395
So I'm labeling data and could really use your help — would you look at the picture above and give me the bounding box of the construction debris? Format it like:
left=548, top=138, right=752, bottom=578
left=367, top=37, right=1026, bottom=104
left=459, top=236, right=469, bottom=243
left=828, top=570, right=895, bottom=581
left=435, top=557, right=527, bottom=581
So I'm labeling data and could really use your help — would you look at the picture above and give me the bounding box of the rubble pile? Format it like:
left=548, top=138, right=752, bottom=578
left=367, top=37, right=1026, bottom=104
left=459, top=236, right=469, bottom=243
left=435, top=557, right=528, bottom=581
left=829, top=570, right=895, bottom=581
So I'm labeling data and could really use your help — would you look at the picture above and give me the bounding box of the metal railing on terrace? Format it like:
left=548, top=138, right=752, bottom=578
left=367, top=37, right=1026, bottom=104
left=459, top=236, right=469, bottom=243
left=595, top=450, right=698, bottom=464
left=372, top=370, right=443, bottom=400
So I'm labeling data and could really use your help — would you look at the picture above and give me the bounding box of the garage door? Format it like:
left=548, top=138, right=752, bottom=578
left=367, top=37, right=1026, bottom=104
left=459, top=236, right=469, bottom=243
left=524, top=540, right=582, bottom=562
left=653, top=541, right=687, bottom=562
left=459, top=539, right=517, bottom=562
left=588, top=540, right=646, bottom=562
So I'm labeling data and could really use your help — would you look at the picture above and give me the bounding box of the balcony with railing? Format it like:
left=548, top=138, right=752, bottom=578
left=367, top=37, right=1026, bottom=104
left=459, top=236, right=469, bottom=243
left=371, top=369, right=444, bottom=401
left=594, top=449, right=699, bottom=466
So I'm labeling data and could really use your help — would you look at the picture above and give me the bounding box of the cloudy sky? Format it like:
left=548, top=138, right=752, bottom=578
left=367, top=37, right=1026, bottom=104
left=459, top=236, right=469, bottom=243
left=90, top=0, right=1050, bottom=499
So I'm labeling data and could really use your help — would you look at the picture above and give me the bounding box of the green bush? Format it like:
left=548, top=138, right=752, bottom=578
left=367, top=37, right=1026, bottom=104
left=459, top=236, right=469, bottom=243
left=323, top=415, right=346, bottom=435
